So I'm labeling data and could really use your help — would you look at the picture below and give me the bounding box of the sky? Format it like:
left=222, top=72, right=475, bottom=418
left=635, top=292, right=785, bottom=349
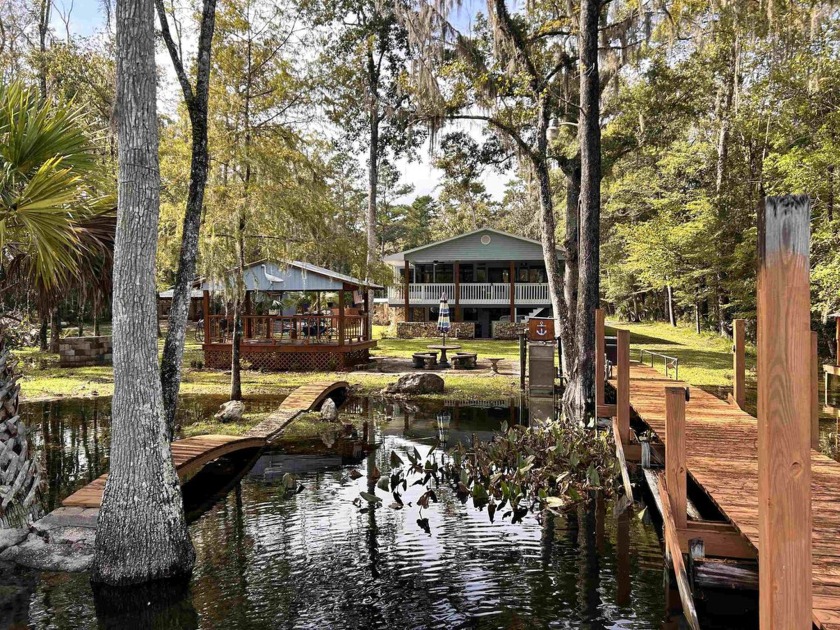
left=51, top=0, right=511, bottom=202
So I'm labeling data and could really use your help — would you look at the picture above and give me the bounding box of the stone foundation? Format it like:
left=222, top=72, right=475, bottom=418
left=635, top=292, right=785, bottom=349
left=396, top=322, right=475, bottom=339
left=58, top=336, right=112, bottom=367
left=491, top=322, right=527, bottom=340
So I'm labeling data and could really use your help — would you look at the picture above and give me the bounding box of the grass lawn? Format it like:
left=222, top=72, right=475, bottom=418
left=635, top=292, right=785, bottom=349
left=372, top=325, right=522, bottom=361
left=15, top=327, right=521, bottom=403
left=606, top=319, right=752, bottom=390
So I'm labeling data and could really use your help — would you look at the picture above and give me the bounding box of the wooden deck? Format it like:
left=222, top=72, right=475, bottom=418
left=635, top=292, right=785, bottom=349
left=612, top=362, right=840, bottom=629
left=60, top=381, right=351, bottom=510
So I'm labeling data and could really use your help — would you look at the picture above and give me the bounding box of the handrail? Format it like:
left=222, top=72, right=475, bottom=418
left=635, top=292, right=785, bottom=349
left=639, top=348, right=679, bottom=380
left=206, top=313, right=368, bottom=345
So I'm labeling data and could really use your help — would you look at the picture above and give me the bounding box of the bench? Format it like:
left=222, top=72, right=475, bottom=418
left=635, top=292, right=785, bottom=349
left=412, top=352, right=438, bottom=369
left=487, top=358, right=504, bottom=373
left=452, top=353, right=477, bottom=369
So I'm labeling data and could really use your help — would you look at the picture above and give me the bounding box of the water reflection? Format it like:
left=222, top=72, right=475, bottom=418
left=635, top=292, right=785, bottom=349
left=12, top=395, right=701, bottom=628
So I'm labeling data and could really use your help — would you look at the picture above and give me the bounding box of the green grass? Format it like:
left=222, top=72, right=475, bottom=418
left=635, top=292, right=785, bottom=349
left=607, top=319, right=753, bottom=389
left=15, top=327, right=522, bottom=403
left=373, top=325, right=521, bottom=361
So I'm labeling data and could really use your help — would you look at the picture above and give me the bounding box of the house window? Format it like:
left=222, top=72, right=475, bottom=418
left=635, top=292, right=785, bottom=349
left=460, top=264, right=474, bottom=283
left=476, top=264, right=487, bottom=283
left=434, top=263, right=453, bottom=283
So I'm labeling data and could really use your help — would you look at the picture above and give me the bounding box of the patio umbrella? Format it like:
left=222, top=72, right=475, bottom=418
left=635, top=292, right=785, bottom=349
left=437, top=292, right=451, bottom=346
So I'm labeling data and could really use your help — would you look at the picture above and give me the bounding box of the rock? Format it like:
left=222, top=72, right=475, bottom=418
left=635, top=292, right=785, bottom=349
left=0, top=533, right=93, bottom=572
left=214, top=400, right=244, bottom=423
left=0, top=529, right=27, bottom=553
left=320, top=398, right=338, bottom=422
left=384, top=373, right=445, bottom=396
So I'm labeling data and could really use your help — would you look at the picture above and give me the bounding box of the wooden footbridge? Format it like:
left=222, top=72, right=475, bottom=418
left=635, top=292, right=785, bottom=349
left=60, top=381, right=349, bottom=510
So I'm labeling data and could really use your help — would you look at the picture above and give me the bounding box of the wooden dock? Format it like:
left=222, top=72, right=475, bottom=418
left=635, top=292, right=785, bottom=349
left=60, top=381, right=351, bottom=510
left=612, top=362, right=840, bottom=629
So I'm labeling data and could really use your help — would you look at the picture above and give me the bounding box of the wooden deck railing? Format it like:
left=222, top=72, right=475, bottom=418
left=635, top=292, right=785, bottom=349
left=207, top=314, right=368, bottom=345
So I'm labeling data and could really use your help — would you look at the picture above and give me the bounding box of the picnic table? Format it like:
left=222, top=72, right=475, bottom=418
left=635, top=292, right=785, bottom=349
left=427, top=344, right=461, bottom=368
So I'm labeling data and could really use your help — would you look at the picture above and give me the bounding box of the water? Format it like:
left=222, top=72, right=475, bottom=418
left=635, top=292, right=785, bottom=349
left=4, top=395, right=733, bottom=628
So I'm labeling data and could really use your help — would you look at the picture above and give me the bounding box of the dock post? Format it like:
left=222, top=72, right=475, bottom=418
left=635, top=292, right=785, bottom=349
left=595, top=309, right=605, bottom=412
left=757, top=195, right=812, bottom=628
left=665, top=386, right=687, bottom=531
left=732, top=318, right=746, bottom=410
left=617, top=329, right=630, bottom=444
left=813, top=331, right=820, bottom=450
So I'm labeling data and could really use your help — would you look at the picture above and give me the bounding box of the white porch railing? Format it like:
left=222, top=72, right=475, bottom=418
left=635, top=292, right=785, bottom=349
left=388, top=283, right=549, bottom=306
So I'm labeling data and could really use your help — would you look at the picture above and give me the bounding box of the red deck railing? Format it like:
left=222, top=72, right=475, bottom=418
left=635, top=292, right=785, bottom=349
left=206, top=314, right=368, bottom=346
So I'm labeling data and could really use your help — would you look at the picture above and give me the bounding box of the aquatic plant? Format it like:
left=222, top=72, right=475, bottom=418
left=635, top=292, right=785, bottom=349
left=359, top=417, right=618, bottom=523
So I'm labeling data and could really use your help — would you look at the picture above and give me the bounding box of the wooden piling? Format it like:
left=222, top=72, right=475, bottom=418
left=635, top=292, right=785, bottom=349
left=757, top=195, right=812, bottom=629
left=665, top=387, right=687, bottom=531
left=813, top=331, right=820, bottom=450
left=732, top=318, right=746, bottom=410
left=595, top=309, right=605, bottom=410
left=617, top=329, right=630, bottom=444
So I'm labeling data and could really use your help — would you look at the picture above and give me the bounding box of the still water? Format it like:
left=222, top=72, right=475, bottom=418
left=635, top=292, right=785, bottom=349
left=1, top=395, right=752, bottom=628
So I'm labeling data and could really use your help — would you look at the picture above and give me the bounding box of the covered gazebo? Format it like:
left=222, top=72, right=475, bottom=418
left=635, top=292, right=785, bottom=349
left=197, top=260, right=380, bottom=371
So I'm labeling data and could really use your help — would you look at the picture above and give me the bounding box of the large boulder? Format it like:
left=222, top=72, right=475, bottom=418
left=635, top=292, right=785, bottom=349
left=320, top=398, right=338, bottom=422
left=385, top=373, right=445, bottom=396
left=214, top=400, right=245, bottom=423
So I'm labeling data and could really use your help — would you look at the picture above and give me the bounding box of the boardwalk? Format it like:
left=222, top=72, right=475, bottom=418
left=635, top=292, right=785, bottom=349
left=613, top=362, right=840, bottom=629
left=60, top=381, right=350, bottom=511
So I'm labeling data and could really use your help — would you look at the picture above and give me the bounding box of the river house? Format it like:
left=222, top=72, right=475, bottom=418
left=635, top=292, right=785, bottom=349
left=196, top=260, right=380, bottom=371
left=383, top=228, right=562, bottom=339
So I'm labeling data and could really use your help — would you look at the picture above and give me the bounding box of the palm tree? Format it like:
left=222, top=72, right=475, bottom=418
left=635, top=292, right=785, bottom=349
left=0, top=80, right=107, bottom=289
left=0, top=82, right=110, bottom=529
left=0, top=343, right=42, bottom=529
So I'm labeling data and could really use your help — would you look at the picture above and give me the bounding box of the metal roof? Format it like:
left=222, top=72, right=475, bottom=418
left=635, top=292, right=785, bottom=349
left=195, top=259, right=382, bottom=292
left=382, top=227, right=562, bottom=264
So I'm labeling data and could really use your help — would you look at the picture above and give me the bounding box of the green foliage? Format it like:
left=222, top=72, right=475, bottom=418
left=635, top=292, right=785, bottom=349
left=0, top=80, right=108, bottom=288
left=358, top=418, right=617, bottom=523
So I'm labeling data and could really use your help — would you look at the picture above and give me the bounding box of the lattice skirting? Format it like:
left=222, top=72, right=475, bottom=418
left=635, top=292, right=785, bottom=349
left=204, top=347, right=369, bottom=371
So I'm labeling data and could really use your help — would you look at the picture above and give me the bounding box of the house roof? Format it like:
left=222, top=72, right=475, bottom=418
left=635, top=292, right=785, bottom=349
left=383, top=228, right=562, bottom=264
left=195, top=259, right=382, bottom=292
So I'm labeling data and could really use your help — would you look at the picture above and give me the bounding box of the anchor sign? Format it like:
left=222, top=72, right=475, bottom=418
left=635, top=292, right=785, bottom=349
left=536, top=321, right=547, bottom=337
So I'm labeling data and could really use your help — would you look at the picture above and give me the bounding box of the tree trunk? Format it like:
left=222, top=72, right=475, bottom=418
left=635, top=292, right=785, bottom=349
left=231, top=26, right=255, bottom=402
left=666, top=284, right=676, bottom=326
left=94, top=292, right=101, bottom=337
left=0, top=347, right=42, bottom=528
left=563, top=0, right=601, bottom=424
left=230, top=209, right=245, bottom=402
left=93, top=0, right=194, bottom=585
left=157, top=0, right=217, bottom=440
left=561, top=160, right=581, bottom=377
left=37, top=0, right=50, bottom=100
left=49, top=307, right=60, bottom=353
left=532, top=97, right=573, bottom=376
left=39, top=316, right=48, bottom=351
left=365, top=51, right=380, bottom=342
left=828, top=164, right=834, bottom=222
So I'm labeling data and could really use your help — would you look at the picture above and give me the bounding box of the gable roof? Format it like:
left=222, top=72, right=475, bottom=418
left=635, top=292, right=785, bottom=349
left=196, top=259, right=382, bottom=292
left=383, top=228, right=562, bottom=264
